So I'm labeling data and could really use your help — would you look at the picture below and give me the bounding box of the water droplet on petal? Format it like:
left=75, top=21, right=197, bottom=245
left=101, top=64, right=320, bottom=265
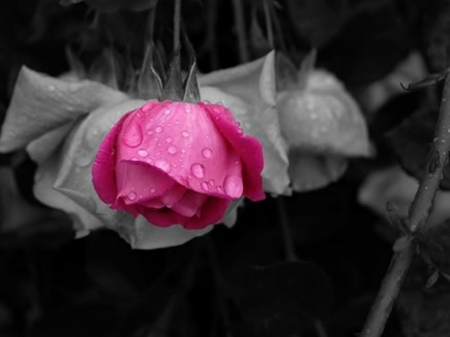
left=168, top=146, right=177, bottom=154
left=237, top=129, right=243, bottom=135
left=123, top=122, right=143, bottom=147
left=181, top=149, right=186, bottom=154
left=182, top=130, right=189, bottom=138
left=201, top=182, right=210, bottom=191
left=147, top=130, right=154, bottom=135
left=209, top=179, right=215, bottom=186
left=185, top=106, right=191, bottom=113
left=127, top=191, right=137, bottom=201
left=216, top=186, right=223, bottom=193
left=154, top=160, right=171, bottom=173
left=150, top=188, right=156, bottom=194
left=131, top=157, right=139, bottom=161
left=191, top=163, right=205, bottom=178
left=202, top=148, right=213, bottom=158
left=48, top=85, right=56, bottom=92
left=155, top=126, right=163, bottom=133
left=175, top=120, right=180, bottom=125
left=138, top=149, right=148, bottom=157
left=223, top=176, right=243, bottom=198
left=166, top=137, right=173, bottom=143
left=164, top=109, right=171, bottom=115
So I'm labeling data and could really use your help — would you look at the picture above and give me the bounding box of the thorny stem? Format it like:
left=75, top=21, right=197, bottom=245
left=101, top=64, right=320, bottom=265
left=232, top=0, right=249, bottom=63
left=173, top=0, right=181, bottom=53
left=361, top=70, right=450, bottom=337
left=263, top=0, right=274, bottom=50
left=276, top=197, right=298, bottom=262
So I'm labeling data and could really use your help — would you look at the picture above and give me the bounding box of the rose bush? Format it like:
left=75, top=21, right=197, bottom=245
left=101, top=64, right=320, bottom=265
left=93, top=100, right=264, bottom=229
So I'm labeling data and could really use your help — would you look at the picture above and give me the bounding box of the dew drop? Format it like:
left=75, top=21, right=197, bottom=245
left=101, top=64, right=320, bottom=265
left=185, top=106, right=191, bottom=113
left=182, top=130, right=190, bottom=137
left=175, top=120, right=180, bottom=125
left=202, top=148, right=213, bottom=158
left=122, top=123, right=143, bottom=147
left=150, top=188, right=156, bottom=194
left=166, top=137, right=173, bottom=143
left=155, top=126, right=163, bottom=133
left=191, top=163, right=205, bottom=178
left=137, top=149, right=148, bottom=157
left=131, top=157, right=139, bottom=161
left=127, top=191, right=137, bottom=201
left=168, top=145, right=177, bottom=154
left=216, top=186, right=223, bottom=193
left=181, top=149, right=186, bottom=154
left=48, top=85, right=56, bottom=92
left=147, top=130, right=154, bottom=135
left=223, top=176, right=243, bottom=198
left=201, top=182, right=210, bottom=191
left=154, top=160, right=171, bottom=173
left=164, top=109, right=171, bottom=115
left=209, top=179, right=215, bottom=186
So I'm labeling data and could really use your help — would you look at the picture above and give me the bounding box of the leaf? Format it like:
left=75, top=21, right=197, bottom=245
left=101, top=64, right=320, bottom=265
left=229, top=261, right=334, bottom=336
left=0, top=66, right=127, bottom=153
left=199, top=51, right=290, bottom=195
left=386, top=107, right=450, bottom=189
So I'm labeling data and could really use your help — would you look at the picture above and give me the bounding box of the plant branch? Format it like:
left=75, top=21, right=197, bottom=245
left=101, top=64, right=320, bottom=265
left=173, top=0, right=181, bottom=53
left=232, top=0, right=249, bottom=63
left=360, top=70, right=450, bottom=337
left=276, top=197, right=298, bottom=262
left=263, top=0, right=274, bottom=50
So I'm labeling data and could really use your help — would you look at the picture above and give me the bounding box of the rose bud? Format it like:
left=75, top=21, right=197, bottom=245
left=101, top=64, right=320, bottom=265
left=93, top=100, right=265, bottom=229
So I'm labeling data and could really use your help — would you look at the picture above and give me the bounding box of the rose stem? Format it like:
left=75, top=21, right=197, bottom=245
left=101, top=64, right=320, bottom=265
left=276, top=197, right=298, bottom=262
left=207, top=0, right=218, bottom=70
left=232, top=0, right=249, bottom=63
left=173, top=0, right=181, bottom=53
left=360, top=70, right=450, bottom=337
left=263, top=0, right=274, bottom=50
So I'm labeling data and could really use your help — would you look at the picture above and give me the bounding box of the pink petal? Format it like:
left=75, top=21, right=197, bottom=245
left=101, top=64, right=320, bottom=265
left=141, top=208, right=181, bottom=227
left=201, top=103, right=265, bottom=201
left=184, top=197, right=230, bottom=229
left=92, top=112, right=130, bottom=204
left=115, top=161, right=175, bottom=204
left=172, top=191, right=208, bottom=218
left=116, top=101, right=245, bottom=200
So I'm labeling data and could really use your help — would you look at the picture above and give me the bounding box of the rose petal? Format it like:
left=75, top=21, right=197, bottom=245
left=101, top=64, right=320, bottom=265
left=288, top=152, right=348, bottom=192
left=203, top=102, right=265, bottom=201
left=27, top=121, right=77, bottom=164
left=116, top=101, right=244, bottom=200
left=0, top=66, right=127, bottom=153
left=130, top=216, right=213, bottom=249
left=34, top=153, right=103, bottom=237
left=187, top=197, right=230, bottom=229
left=278, top=70, right=370, bottom=157
left=172, top=191, right=208, bottom=218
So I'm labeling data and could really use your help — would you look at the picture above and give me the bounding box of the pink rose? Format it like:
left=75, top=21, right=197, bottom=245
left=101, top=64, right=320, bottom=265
left=92, top=100, right=265, bottom=229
